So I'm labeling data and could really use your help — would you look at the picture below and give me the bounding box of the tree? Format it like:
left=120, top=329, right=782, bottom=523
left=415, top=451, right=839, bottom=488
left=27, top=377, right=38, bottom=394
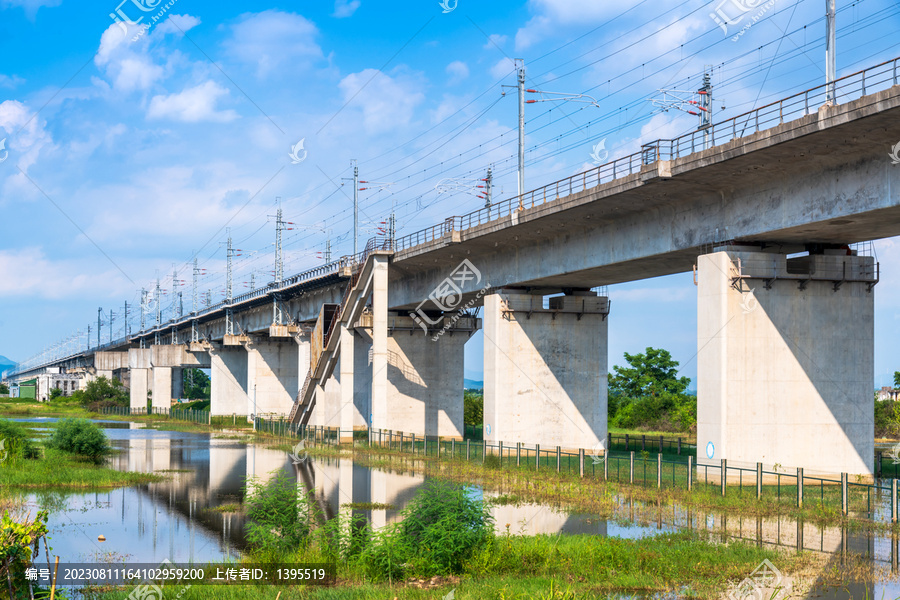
left=0, top=383, right=8, bottom=394
left=463, top=390, right=483, bottom=427
left=893, top=371, right=900, bottom=388
left=608, top=347, right=695, bottom=432
left=49, top=388, right=63, bottom=400
left=609, top=347, right=690, bottom=398
left=74, top=376, right=128, bottom=408
left=183, top=369, right=210, bottom=400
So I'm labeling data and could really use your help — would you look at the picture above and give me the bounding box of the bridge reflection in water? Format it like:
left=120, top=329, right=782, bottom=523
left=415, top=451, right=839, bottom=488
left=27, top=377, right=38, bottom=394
left=44, top=425, right=896, bottom=598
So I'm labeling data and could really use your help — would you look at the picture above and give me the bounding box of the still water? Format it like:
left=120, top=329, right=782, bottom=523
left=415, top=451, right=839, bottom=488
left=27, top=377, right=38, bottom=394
left=9, top=419, right=900, bottom=598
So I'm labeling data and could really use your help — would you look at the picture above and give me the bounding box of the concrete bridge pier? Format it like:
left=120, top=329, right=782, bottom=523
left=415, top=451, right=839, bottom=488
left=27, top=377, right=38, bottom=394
left=483, top=290, right=609, bottom=452
left=697, top=248, right=876, bottom=479
left=128, top=348, right=151, bottom=410
left=210, top=345, right=249, bottom=416
left=246, top=338, right=299, bottom=418
left=313, top=327, right=371, bottom=437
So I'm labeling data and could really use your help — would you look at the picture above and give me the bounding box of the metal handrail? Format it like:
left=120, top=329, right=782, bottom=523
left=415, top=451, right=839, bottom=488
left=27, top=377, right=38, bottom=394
left=390, top=56, right=900, bottom=255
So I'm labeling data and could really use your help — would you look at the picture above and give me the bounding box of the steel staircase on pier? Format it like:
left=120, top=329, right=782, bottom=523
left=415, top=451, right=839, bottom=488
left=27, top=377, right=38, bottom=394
left=288, top=243, right=389, bottom=425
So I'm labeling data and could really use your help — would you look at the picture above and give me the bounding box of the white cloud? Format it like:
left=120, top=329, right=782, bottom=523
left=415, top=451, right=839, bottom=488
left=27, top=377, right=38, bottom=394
left=332, top=0, right=360, bottom=18
left=0, top=0, right=60, bottom=19
left=0, top=74, right=24, bottom=89
left=483, top=33, right=508, bottom=50
left=0, top=248, right=127, bottom=300
left=154, top=14, right=201, bottom=36
left=490, top=58, right=516, bottom=81
left=338, top=69, right=425, bottom=135
left=446, top=61, right=469, bottom=84
left=147, top=81, right=239, bottom=122
left=223, top=10, right=323, bottom=78
left=95, top=23, right=165, bottom=92
left=516, top=0, right=649, bottom=49
left=0, top=99, right=54, bottom=175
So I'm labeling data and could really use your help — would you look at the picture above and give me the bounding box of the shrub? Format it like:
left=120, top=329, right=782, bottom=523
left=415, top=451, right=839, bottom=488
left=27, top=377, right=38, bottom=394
left=358, top=479, right=493, bottom=580
left=0, top=383, right=9, bottom=394
left=76, top=376, right=129, bottom=410
left=46, top=419, right=110, bottom=460
left=244, top=471, right=312, bottom=553
left=464, top=390, right=483, bottom=427
left=0, top=419, right=39, bottom=461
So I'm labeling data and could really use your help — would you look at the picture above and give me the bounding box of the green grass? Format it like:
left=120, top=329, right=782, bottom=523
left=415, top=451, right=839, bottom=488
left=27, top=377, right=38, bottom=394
left=88, top=531, right=826, bottom=600
left=0, top=447, right=163, bottom=489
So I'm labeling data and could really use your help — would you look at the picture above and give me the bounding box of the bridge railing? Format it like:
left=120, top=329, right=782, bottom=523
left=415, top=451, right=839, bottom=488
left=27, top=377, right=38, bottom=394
left=393, top=56, right=900, bottom=256
left=645, top=56, right=900, bottom=163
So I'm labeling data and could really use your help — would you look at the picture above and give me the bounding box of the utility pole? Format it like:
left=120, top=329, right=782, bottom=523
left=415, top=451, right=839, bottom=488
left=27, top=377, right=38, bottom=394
left=97, top=307, right=102, bottom=348
left=109, top=309, right=115, bottom=344
left=354, top=162, right=359, bottom=257
left=270, top=197, right=293, bottom=284
left=87, top=325, right=91, bottom=351
left=124, top=301, right=129, bottom=337
left=479, top=168, right=493, bottom=209
left=699, top=70, right=713, bottom=150
left=341, top=162, right=361, bottom=257
left=517, top=60, right=525, bottom=201
left=226, top=229, right=235, bottom=336
left=825, top=0, right=836, bottom=104
left=154, top=278, right=162, bottom=346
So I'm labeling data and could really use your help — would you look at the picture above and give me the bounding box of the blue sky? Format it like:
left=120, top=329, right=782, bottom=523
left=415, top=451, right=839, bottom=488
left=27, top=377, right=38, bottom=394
left=2, top=0, right=900, bottom=386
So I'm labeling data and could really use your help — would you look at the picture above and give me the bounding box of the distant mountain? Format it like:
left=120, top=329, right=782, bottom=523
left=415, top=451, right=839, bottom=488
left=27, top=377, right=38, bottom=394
left=0, top=355, right=15, bottom=377
left=464, top=378, right=483, bottom=390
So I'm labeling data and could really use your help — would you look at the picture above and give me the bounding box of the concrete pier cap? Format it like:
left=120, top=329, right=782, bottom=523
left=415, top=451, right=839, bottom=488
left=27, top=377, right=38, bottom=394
left=697, top=246, right=876, bottom=480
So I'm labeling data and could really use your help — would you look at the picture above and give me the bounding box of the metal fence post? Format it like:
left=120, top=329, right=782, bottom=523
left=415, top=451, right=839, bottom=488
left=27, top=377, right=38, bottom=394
left=877, top=451, right=883, bottom=478
left=451, top=438, right=455, bottom=459
left=499, top=441, right=503, bottom=466
left=536, top=444, right=540, bottom=471
left=757, top=463, right=763, bottom=500
left=625, top=434, right=629, bottom=451
left=629, top=451, right=635, bottom=484
left=641, top=434, right=646, bottom=451
left=658, top=436, right=663, bottom=453
left=687, top=455, right=693, bottom=491
left=893, top=478, right=898, bottom=524
left=607, top=432, right=612, bottom=453
left=657, top=453, right=662, bottom=489
left=721, top=459, right=727, bottom=497
left=797, top=468, right=804, bottom=508
left=482, top=440, right=486, bottom=464
left=556, top=446, right=561, bottom=473
left=841, top=473, right=848, bottom=516
left=466, top=439, right=470, bottom=461
left=579, top=449, right=585, bottom=478
left=678, top=438, right=682, bottom=455
left=603, top=453, right=609, bottom=480
left=516, top=442, right=521, bottom=467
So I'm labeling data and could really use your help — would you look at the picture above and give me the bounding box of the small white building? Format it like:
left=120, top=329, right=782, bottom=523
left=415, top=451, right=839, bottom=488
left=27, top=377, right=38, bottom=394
left=876, top=386, right=899, bottom=401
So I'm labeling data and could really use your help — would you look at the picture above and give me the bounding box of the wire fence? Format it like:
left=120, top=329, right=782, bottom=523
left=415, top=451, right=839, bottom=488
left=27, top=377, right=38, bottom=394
left=263, top=422, right=900, bottom=524
left=96, top=407, right=900, bottom=523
